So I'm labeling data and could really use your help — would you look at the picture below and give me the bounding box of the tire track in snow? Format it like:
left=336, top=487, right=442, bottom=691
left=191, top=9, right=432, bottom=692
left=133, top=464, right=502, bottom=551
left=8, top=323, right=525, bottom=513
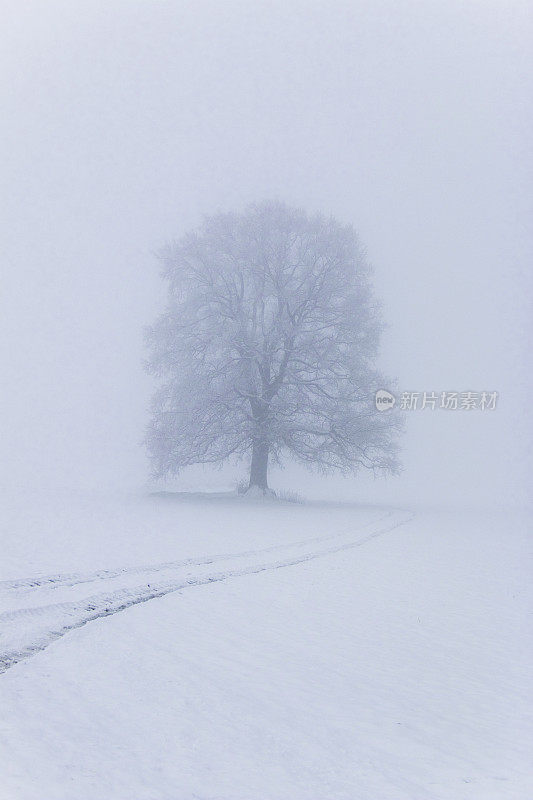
left=0, top=511, right=413, bottom=674
left=0, top=512, right=395, bottom=594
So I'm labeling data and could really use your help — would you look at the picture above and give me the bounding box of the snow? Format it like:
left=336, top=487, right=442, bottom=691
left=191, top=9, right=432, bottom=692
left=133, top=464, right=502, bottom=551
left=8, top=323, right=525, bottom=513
left=0, top=492, right=531, bottom=799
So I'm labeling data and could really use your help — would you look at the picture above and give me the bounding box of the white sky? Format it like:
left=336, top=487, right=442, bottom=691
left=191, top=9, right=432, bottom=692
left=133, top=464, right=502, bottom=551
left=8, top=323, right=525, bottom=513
left=1, top=0, right=531, bottom=506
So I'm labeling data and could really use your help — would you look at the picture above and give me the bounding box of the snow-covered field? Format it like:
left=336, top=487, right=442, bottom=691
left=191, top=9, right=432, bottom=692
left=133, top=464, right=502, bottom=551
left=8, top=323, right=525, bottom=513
left=0, top=491, right=531, bottom=799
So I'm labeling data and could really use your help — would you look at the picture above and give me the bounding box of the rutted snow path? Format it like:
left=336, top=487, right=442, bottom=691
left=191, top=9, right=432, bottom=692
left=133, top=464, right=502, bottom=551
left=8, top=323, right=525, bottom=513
left=2, top=506, right=531, bottom=799
left=0, top=510, right=412, bottom=674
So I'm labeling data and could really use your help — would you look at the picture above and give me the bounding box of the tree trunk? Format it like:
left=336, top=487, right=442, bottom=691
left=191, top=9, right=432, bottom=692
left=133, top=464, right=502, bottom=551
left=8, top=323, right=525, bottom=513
left=248, top=439, right=269, bottom=491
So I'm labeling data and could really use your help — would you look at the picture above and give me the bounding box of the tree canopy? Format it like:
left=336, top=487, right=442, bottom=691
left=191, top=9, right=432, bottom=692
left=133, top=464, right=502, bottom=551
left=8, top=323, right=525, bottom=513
left=145, top=201, right=401, bottom=492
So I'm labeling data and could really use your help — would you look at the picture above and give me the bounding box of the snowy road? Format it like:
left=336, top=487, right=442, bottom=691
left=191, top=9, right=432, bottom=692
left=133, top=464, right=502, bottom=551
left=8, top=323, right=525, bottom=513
left=0, top=510, right=411, bottom=673
left=0, top=498, right=531, bottom=800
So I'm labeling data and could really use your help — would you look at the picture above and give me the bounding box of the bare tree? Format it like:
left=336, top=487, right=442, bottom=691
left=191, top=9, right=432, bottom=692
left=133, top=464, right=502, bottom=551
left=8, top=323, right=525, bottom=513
left=145, top=201, right=401, bottom=493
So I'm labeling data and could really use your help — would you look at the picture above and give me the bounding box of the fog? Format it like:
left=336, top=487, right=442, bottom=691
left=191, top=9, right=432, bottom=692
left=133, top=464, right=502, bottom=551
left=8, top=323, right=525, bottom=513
left=2, top=0, right=532, bottom=508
